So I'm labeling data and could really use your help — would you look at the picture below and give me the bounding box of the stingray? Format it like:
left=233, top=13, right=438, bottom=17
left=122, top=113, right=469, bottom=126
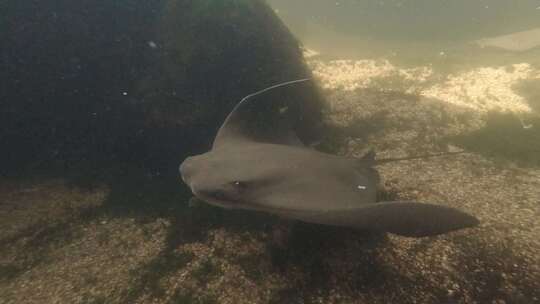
left=179, top=79, right=479, bottom=237
left=474, top=27, right=540, bottom=52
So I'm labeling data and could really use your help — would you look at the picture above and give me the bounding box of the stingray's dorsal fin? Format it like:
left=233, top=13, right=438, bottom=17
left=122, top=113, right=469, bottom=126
left=212, top=79, right=311, bottom=149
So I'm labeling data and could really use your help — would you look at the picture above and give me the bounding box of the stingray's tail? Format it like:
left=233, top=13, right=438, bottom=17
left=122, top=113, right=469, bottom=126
left=238, top=78, right=311, bottom=106
left=372, top=150, right=467, bottom=165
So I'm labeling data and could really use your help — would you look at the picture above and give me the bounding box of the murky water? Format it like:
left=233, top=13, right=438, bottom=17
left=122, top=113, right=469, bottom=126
left=1, top=1, right=539, bottom=303
left=269, top=0, right=540, bottom=156
left=270, top=0, right=540, bottom=60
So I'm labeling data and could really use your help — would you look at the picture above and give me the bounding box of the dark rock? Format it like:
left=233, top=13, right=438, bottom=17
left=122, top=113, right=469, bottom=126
left=0, top=0, right=324, bottom=177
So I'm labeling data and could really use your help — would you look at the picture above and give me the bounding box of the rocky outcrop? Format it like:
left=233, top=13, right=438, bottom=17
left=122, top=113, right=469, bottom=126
left=0, top=0, right=323, bottom=176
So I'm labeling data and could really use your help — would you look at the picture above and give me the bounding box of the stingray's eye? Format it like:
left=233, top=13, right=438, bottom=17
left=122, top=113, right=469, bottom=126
left=231, top=181, right=247, bottom=189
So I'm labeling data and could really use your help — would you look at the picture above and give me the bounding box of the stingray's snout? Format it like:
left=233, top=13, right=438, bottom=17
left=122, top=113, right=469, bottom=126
left=179, top=156, right=196, bottom=184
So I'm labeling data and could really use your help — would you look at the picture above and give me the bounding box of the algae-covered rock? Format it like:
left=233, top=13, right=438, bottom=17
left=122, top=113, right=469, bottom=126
left=0, top=0, right=323, bottom=176
left=139, top=0, right=324, bottom=145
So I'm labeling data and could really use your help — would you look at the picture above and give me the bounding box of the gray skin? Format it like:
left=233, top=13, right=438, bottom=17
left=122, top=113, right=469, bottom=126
left=180, top=80, right=479, bottom=237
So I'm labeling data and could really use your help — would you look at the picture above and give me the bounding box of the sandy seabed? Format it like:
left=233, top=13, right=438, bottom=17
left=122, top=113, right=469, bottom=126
left=309, top=54, right=537, bottom=114
left=1, top=51, right=539, bottom=304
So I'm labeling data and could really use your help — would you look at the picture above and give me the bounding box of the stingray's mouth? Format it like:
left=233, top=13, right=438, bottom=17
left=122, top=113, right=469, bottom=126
left=192, top=190, right=318, bottom=217
left=192, top=190, right=244, bottom=210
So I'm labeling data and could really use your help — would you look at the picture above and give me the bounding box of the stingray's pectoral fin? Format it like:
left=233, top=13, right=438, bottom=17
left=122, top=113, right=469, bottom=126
left=360, top=201, right=479, bottom=237
left=309, top=201, right=479, bottom=237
